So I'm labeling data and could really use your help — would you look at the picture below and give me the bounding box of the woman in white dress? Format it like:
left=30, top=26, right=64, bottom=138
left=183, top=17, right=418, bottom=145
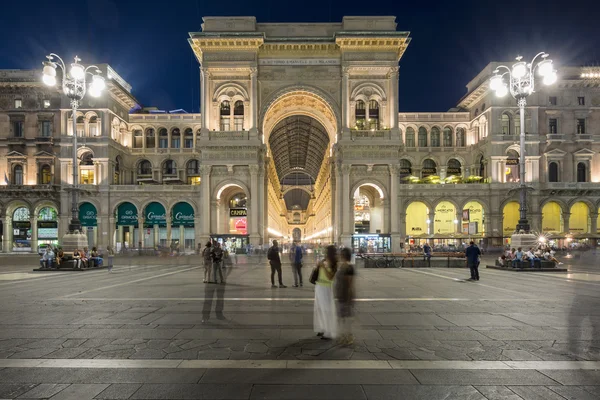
left=314, top=245, right=338, bottom=340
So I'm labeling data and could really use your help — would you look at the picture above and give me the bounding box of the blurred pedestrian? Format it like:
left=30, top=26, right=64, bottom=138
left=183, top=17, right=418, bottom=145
left=106, top=245, right=114, bottom=272
left=202, top=241, right=212, bottom=283
left=336, top=247, right=355, bottom=345
left=291, top=242, right=303, bottom=287
left=268, top=240, right=286, bottom=288
left=314, top=245, right=338, bottom=340
left=211, top=242, right=225, bottom=284
left=465, top=241, right=481, bottom=281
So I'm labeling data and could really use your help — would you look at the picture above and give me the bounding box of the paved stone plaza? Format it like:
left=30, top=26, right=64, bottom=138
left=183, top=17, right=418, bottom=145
left=0, top=253, right=598, bottom=399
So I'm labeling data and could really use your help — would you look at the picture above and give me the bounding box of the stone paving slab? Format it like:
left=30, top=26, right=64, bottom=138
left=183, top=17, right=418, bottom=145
left=0, top=368, right=206, bottom=384
left=410, top=369, right=562, bottom=386
left=44, top=383, right=109, bottom=400
left=249, top=384, right=366, bottom=400
left=16, top=383, right=71, bottom=399
left=130, top=383, right=252, bottom=399
left=362, top=385, right=486, bottom=400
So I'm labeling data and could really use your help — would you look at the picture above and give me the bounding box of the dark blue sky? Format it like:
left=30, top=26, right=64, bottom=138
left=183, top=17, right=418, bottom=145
left=1, top=0, right=598, bottom=112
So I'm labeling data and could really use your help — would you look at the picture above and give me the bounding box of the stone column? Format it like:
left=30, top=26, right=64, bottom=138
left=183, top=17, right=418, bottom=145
left=389, top=164, right=400, bottom=252
left=31, top=215, right=38, bottom=254
left=200, top=165, right=212, bottom=236
left=389, top=66, right=399, bottom=130
left=456, top=212, right=462, bottom=234
left=108, top=216, right=115, bottom=250
left=428, top=211, right=435, bottom=236
left=590, top=212, right=598, bottom=234
left=153, top=224, right=159, bottom=248
left=333, top=161, right=342, bottom=243
left=562, top=212, right=571, bottom=235
left=341, top=164, right=352, bottom=247
left=249, top=165, right=260, bottom=245
left=200, top=67, right=209, bottom=134
left=2, top=217, right=10, bottom=252
left=193, top=216, right=202, bottom=247
left=258, top=164, right=266, bottom=244
left=341, top=66, right=350, bottom=134
left=166, top=220, right=172, bottom=248
left=250, top=68, right=258, bottom=137
left=117, top=225, right=123, bottom=250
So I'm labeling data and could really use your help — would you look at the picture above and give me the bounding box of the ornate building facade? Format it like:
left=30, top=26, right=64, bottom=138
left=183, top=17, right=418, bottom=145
left=1, top=16, right=599, bottom=253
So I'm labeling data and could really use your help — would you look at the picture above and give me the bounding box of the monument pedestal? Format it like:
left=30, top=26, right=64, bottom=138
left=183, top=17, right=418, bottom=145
left=510, top=231, right=537, bottom=250
left=61, top=231, right=88, bottom=252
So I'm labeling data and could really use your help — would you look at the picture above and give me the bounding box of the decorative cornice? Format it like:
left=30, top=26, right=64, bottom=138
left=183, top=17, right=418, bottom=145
left=335, top=36, right=410, bottom=60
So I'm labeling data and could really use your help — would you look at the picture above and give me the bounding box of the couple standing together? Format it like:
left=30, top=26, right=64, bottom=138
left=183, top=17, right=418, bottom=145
left=267, top=240, right=303, bottom=288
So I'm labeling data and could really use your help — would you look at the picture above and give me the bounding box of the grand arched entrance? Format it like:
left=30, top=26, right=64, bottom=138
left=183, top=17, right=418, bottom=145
left=265, top=113, right=333, bottom=247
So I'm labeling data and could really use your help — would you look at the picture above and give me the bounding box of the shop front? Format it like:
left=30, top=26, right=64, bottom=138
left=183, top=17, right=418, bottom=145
left=12, top=207, right=31, bottom=252
left=37, top=207, right=59, bottom=251
left=211, top=234, right=249, bottom=254
left=171, top=202, right=195, bottom=252
left=144, top=202, right=167, bottom=248
left=115, top=202, right=138, bottom=252
left=79, top=202, right=97, bottom=248
left=353, top=234, right=391, bottom=253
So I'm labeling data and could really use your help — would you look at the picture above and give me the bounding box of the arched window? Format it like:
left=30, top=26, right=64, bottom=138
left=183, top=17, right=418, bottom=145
left=145, top=128, right=155, bottom=148
left=430, top=127, right=440, bottom=147
left=171, top=128, right=180, bottom=149
left=418, top=127, right=428, bottom=147
left=456, top=128, right=466, bottom=147
left=12, top=164, right=23, bottom=185
left=138, top=160, right=152, bottom=175
left=133, top=130, right=143, bottom=148
left=405, top=127, right=415, bottom=147
left=186, top=160, right=200, bottom=184
left=162, top=160, right=177, bottom=176
left=514, top=113, right=521, bottom=135
left=220, top=101, right=231, bottom=131
left=368, top=100, right=379, bottom=130
left=443, top=127, right=453, bottom=147
left=76, top=115, right=85, bottom=137
left=422, top=159, right=437, bottom=178
left=548, top=162, right=559, bottom=182
left=506, top=150, right=520, bottom=182
left=501, top=113, right=511, bottom=135
left=158, top=128, right=168, bottom=148
left=79, top=152, right=94, bottom=184
left=447, top=159, right=461, bottom=175
left=184, top=128, right=194, bottom=148
left=233, top=101, right=244, bottom=131
left=399, top=159, right=412, bottom=183
left=39, top=164, right=52, bottom=184
left=89, top=116, right=98, bottom=136
left=355, top=100, right=366, bottom=130
left=577, top=162, right=587, bottom=182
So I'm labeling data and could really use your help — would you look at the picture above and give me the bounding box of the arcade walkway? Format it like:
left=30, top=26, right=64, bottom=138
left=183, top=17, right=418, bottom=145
left=0, top=253, right=598, bottom=399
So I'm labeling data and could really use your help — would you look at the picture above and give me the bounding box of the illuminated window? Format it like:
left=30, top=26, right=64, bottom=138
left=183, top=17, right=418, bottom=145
left=234, top=101, right=244, bottom=131
left=40, top=164, right=52, bottom=184
left=220, top=101, right=231, bottom=131
left=187, top=176, right=201, bottom=185
left=229, top=193, right=247, bottom=208
left=368, top=100, right=379, bottom=130
left=422, top=159, right=437, bottom=178
left=133, top=130, right=143, bottom=148
left=80, top=169, right=94, bottom=184
left=14, top=99, right=22, bottom=108
left=43, top=99, right=50, bottom=108
left=145, top=128, right=155, bottom=148
left=355, top=100, right=366, bottom=129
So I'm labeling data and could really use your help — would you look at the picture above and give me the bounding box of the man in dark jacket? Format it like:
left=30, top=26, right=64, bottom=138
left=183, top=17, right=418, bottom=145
left=267, top=240, right=286, bottom=288
left=290, top=242, right=303, bottom=287
left=465, top=241, right=481, bottom=281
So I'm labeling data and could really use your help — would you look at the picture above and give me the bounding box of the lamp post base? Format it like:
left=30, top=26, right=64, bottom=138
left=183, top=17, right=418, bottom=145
left=510, top=231, right=537, bottom=250
left=61, top=231, right=89, bottom=252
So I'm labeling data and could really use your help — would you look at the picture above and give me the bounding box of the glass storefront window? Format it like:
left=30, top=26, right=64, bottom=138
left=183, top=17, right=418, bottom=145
left=80, top=169, right=94, bottom=184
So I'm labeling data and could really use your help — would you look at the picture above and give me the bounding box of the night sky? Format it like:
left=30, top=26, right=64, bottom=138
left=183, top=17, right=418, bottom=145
left=1, top=0, right=598, bottom=113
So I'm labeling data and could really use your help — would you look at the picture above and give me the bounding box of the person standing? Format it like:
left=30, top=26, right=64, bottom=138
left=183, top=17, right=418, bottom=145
left=291, top=242, right=303, bottom=287
left=106, top=245, right=114, bottom=272
left=211, top=242, right=225, bottom=284
left=314, top=245, right=338, bottom=340
left=202, top=241, right=212, bottom=283
left=268, top=240, right=286, bottom=288
left=423, top=242, right=432, bottom=261
left=336, top=247, right=355, bottom=345
left=465, top=241, right=481, bottom=281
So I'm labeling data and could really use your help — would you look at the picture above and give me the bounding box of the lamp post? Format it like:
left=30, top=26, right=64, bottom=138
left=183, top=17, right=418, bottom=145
left=42, top=54, right=105, bottom=243
left=489, top=53, right=556, bottom=241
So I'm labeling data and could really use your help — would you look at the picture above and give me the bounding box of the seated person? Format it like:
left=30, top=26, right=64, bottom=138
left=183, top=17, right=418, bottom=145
left=90, top=246, right=103, bottom=266
left=39, top=247, right=55, bottom=269
left=56, top=248, right=64, bottom=266
left=544, top=250, right=563, bottom=265
left=73, top=249, right=83, bottom=269
left=512, top=247, right=523, bottom=267
left=496, top=255, right=507, bottom=267
left=525, top=247, right=540, bottom=267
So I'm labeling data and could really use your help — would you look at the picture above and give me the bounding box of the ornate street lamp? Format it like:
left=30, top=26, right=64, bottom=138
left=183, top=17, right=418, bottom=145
left=489, top=53, right=556, bottom=245
left=42, top=54, right=105, bottom=246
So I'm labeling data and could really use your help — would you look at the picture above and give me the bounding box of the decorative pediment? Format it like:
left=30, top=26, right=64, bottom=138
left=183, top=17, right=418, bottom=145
left=6, top=151, right=26, bottom=158
left=574, top=148, right=595, bottom=159
left=34, top=150, right=56, bottom=158
left=545, top=149, right=567, bottom=159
